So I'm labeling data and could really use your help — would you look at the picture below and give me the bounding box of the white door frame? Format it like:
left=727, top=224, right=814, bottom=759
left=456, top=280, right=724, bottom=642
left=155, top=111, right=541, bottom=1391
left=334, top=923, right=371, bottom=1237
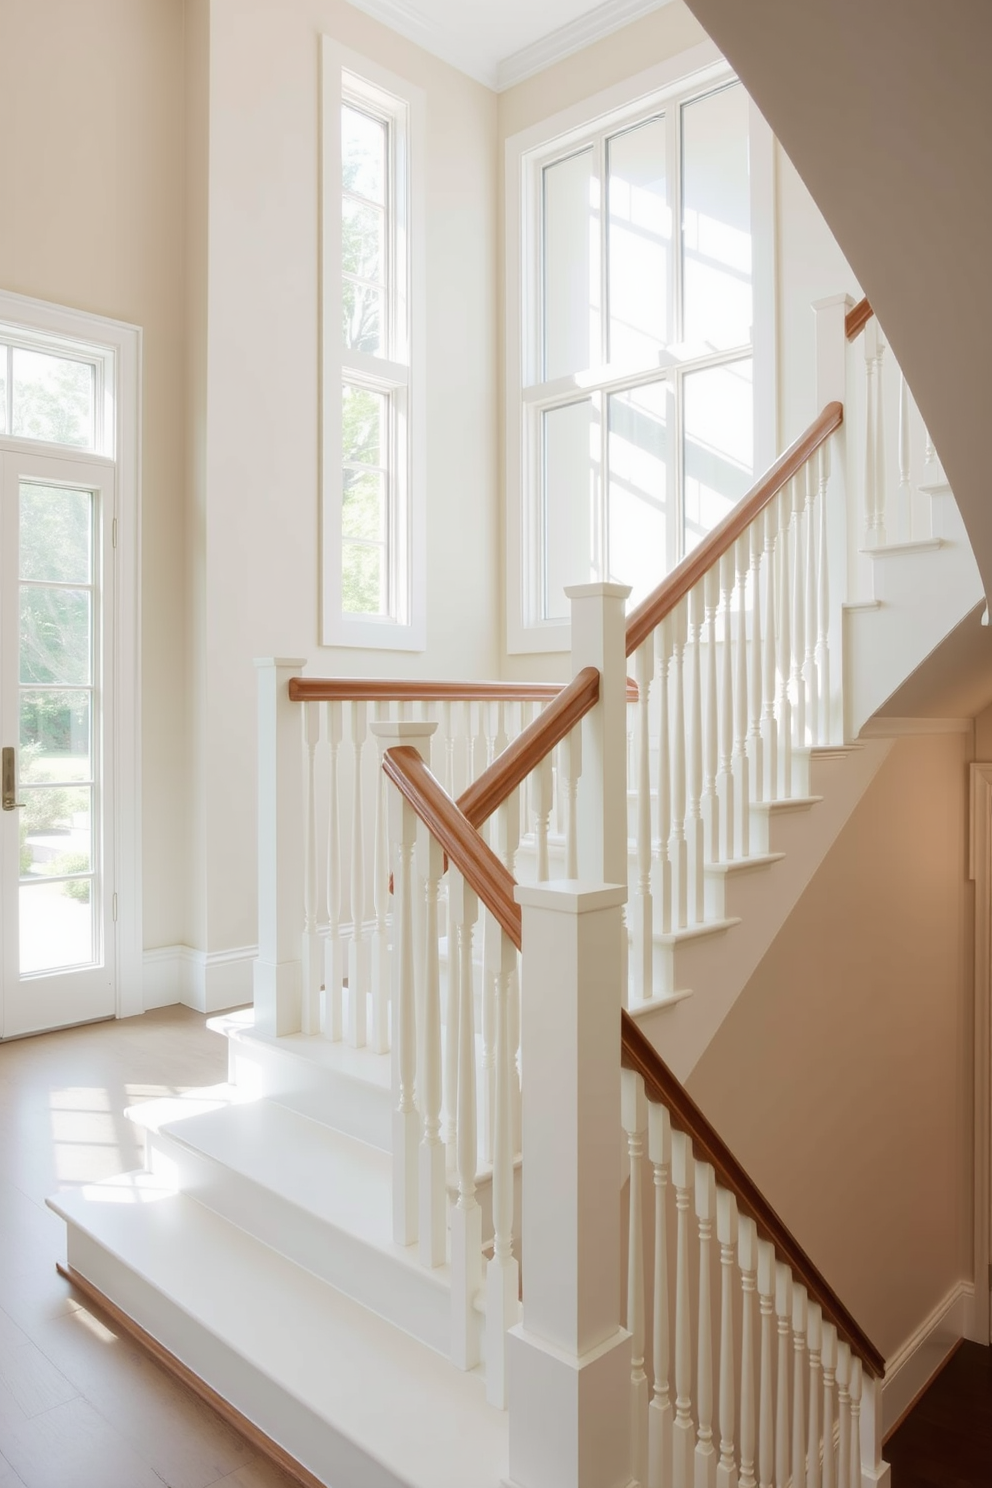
left=0, top=288, right=142, bottom=1021
left=969, top=761, right=992, bottom=1343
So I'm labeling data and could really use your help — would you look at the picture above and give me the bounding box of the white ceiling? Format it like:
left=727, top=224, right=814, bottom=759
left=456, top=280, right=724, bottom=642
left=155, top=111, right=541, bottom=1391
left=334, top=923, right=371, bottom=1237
left=345, top=0, right=671, bottom=91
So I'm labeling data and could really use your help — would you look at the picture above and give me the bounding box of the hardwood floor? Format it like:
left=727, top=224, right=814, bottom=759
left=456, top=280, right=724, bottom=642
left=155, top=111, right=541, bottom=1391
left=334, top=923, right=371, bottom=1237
left=0, top=1006, right=300, bottom=1488
left=887, top=1341, right=992, bottom=1487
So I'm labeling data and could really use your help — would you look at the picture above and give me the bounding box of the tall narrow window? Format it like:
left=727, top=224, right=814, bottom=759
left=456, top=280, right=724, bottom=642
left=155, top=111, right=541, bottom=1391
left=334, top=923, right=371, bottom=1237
left=322, top=42, right=425, bottom=650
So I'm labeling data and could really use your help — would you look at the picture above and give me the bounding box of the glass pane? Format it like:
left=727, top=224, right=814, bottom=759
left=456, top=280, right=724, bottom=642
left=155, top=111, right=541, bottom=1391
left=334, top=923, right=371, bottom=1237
left=608, top=382, right=668, bottom=607
left=543, top=148, right=599, bottom=381
left=20, top=587, right=91, bottom=686
left=343, top=279, right=382, bottom=355
left=683, top=358, right=753, bottom=553
left=343, top=198, right=384, bottom=284
left=20, top=483, right=92, bottom=583
left=342, top=104, right=386, bottom=204
left=342, top=542, right=385, bottom=615
left=20, top=783, right=92, bottom=878
left=608, top=116, right=669, bottom=363
left=542, top=398, right=598, bottom=621
left=11, top=347, right=95, bottom=448
left=21, top=691, right=91, bottom=783
left=682, top=84, right=752, bottom=350
left=343, top=384, right=385, bottom=467
left=343, top=469, right=385, bottom=543
left=20, top=880, right=93, bottom=974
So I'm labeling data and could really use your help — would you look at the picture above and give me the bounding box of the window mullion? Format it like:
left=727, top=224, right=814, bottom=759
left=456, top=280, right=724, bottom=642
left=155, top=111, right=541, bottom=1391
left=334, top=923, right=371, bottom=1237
left=671, top=95, right=683, bottom=347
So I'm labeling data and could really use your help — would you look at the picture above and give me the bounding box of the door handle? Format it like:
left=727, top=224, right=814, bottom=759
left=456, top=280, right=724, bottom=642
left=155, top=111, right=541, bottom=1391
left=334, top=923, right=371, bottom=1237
left=2, top=747, right=25, bottom=811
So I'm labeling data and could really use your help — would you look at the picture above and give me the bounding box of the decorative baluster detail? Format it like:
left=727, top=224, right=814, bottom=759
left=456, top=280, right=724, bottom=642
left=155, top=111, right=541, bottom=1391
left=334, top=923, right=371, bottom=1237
left=634, top=641, right=655, bottom=1003
left=323, top=700, right=344, bottom=1040
left=486, top=925, right=521, bottom=1409
left=559, top=724, right=582, bottom=880
left=481, top=916, right=497, bottom=1166
left=623, top=1071, right=649, bottom=1486
left=924, top=424, right=937, bottom=470
left=896, top=370, right=912, bottom=542
left=695, top=1162, right=717, bottom=1488
left=531, top=752, right=554, bottom=882
left=863, top=326, right=878, bottom=547
left=443, top=854, right=460, bottom=1167
left=873, top=326, right=887, bottom=545
left=806, top=1303, right=822, bottom=1488
left=776, top=488, right=793, bottom=800
left=672, top=1130, right=695, bottom=1488
left=791, top=1285, right=808, bottom=1488
left=757, top=1239, right=775, bottom=1488
left=670, top=602, right=689, bottom=930
left=848, top=1357, right=862, bottom=1488
left=739, top=1216, right=759, bottom=1488
left=803, top=466, right=819, bottom=750
left=733, top=535, right=750, bottom=858
left=389, top=783, right=418, bottom=1246
left=648, top=1102, right=673, bottom=1488
left=821, top=1324, right=838, bottom=1488
left=836, top=1343, right=851, bottom=1488
left=348, top=700, right=370, bottom=1047
left=418, top=828, right=445, bottom=1268
left=656, top=619, right=674, bottom=934
left=815, top=444, right=831, bottom=745
left=686, top=586, right=706, bottom=922
left=790, top=475, right=806, bottom=753
left=301, top=701, right=322, bottom=1035
left=703, top=568, right=721, bottom=864
left=717, top=551, right=736, bottom=861
left=775, top=1263, right=792, bottom=1488
left=497, top=797, right=522, bottom=1158
left=449, top=869, right=481, bottom=1370
left=371, top=706, right=391, bottom=1054
left=761, top=508, right=778, bottom=802
left=716, top=1189, right=738, bottom=1488
left=749, top=522, right=764, bottom=805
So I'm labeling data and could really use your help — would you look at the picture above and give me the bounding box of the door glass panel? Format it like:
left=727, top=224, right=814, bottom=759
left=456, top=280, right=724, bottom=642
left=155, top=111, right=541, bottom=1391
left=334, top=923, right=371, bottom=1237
left=681, top=83, right=752, bottom=351
left=20, top=881, right=93, bottom=975
left=20, top=691, right=91, bottom=784
left=11, top=348, right=95, bottom=449
left=607, top=115, right=669, bottom=363
left=608, top=381, right=669, bottom=607
left=543, top=148, right=599, bottom=381
left=683, top=358, right=753, bottom=553
left=19, top=587, right=92, bottom=685
left=19, top=484, right=92, bottom=582
left=542, top=397, right=598, bottom=620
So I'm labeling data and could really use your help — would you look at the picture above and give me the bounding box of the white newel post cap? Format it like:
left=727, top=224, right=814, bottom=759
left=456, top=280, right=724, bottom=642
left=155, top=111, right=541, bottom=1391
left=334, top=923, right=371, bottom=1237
left=514, top=880, right=628, bottom=914
left=370, top=718, right=438, bottom=747
left=563, top=581, right=632, bottom=601
left=253, top=656, right=308, bottom=669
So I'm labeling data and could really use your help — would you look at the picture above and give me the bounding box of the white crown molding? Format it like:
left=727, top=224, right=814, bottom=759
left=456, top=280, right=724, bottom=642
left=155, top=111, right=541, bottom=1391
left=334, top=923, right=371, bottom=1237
left=496, top=0, right=673, bottom=91
left=342, top=0, right=499, bottom=86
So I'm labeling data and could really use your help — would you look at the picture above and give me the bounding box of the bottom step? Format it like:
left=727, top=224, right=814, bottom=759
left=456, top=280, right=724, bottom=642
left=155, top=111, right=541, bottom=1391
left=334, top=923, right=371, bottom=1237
left=50, top=1180, right=508, bottom=1488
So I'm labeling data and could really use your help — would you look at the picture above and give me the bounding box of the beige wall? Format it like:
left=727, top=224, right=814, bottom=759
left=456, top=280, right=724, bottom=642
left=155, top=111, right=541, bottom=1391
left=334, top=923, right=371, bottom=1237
left=0, top=0, right=188, bottom=951
left=688, top=732, right=975, bottom=1359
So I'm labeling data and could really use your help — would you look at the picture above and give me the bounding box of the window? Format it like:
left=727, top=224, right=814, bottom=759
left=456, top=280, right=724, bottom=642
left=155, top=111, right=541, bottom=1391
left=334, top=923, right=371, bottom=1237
left=0, top=326, right=116, bottom=456
left=322, top=41, right=425, bottom=650
left=506, top=48, right=775, bottom=651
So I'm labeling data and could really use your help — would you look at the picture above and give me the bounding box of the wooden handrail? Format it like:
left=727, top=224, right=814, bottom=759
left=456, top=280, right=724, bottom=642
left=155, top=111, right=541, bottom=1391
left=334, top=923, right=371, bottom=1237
left=625, top=401, right=844, bottom=657
left=457, top=667, right=600, bottom=830
left=381, top=745, right=522, bottom=947
left=289, top=677, right=569, bottom=703
left=845, top=296, right=873, bottom=341
left=620, top=1010, right=885, bottom=1378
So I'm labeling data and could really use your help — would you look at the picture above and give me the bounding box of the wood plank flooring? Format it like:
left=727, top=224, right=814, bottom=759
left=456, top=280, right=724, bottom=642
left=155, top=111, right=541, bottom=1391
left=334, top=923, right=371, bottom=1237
left=0, top=1006, right=300, bottom=1488
left=886, top=1341, right=992, bottom=1486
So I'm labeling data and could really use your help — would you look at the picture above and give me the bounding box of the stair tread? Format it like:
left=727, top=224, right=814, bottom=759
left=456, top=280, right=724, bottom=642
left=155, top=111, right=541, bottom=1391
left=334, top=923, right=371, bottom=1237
left=50, top=1183, right=507, bottom=1488
left=222, top=1015, right=393, bottom=1091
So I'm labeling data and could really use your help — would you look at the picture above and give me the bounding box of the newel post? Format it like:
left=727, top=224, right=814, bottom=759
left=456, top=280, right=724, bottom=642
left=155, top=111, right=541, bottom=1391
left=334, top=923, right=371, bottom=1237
left=566, top=583, right=631, bottom=888
left=858, top=1372, right=892, bottom=1488
left=812, top=293, right=853, bottom=741
left=507, top=880, right=634, bottom=1488
left=253, top=657, right=307, bottom=1037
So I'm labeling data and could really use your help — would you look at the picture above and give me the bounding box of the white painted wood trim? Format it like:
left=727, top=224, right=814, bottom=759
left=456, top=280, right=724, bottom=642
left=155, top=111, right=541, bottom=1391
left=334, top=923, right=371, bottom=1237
left=881, top=1281, right=976, bottom=1439
left=859, top=716, right=973, bottom=738
left=143, top=945, right=256, bottom=1015
left=970, top=761, right=992, bottom=1346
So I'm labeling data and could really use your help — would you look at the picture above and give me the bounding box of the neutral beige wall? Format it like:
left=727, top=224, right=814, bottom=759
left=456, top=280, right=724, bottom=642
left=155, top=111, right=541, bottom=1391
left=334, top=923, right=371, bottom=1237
left=688, top=732, right=974, bottom=1360
left=0, top=0, right=188, bottom=952
left=201, top=0, right=499, bottom=957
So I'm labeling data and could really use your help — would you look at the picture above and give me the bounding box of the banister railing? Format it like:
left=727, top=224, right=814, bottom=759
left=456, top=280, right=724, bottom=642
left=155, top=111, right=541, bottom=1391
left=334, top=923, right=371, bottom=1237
left=288, top=677, right=570, bottom=702
left=845, top=295, right=873, bottom=341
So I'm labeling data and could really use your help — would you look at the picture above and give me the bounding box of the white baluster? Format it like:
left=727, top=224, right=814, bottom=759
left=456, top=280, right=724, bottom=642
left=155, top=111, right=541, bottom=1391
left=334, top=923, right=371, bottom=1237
left=775, top=1263, right=791, bottom=1488
left=442, top=701, right=456, bottom=796
left=716, top=1189, right=738, bottom=1488
left=873, top=327, right=887, bottom=545
left=302, top=701, right=322, bottom=1035
left=449, top=869, right=481, bottom=1370
left=443, top=860, right=460, bottom=1168
left=323, top=700, right=344, bottom=1040
left=656, top=619, right=674, bottom=935
left=371, top=707, right=391, bottom=1054
left=670, top=601, right=689, bottom=930
left=559, top=724, right=582, bottom=880
left=863, top=325, right=877, bottom=547
left=757, top=1240, right=775, bottom=1488
left=672, top=1130, right=695, bottom=1488
left=836, top=1342, right=851, bottom=1488
left=761, top=508, right=778, bottom=802
left=815, top=444, right=831, bottom=745
left=703, top=568, right=721, bottom=864
left=848, top=1357, right=862, bottom=1488
left=806, top=1303, right=822, bottom=1488
left=717, top=551, right=736, bottom=862
left=776, top=488, right=793, bottom=801
left=821, top=1323, right=837, bottom=1488
left=389, top=782, right=419, bottom=1247
left=687, top=586, right=705, bottom=923
left=649, top=1102, right=673, bottom=1488
left=896, top=370, right=912, bottom=542
left=739, top=1217, right=759, bottom=1488
left=496, top=797, right=522, bottom=1160
left=803, top=466, right=819, bottom=750
left=695, top=1162, right=717, bottom=1488
left=418, top=828, right=445, bottom=1268
left=790, top=475, right=806, bottom=753
left=486, top=926, right=521, bottom=1409
left=924, top=424, right=937, bottom=470
left=792, top=1284, right=808, bottom=1488
left=733, top=535, right=750, bottom=857
left=634, top=642, right=655, bottom=1004
left=623, top=1071, right=649, bottom=1486
left=348, top=700, right=370, bottom=1047
left=531, top=752, right=553, bottom=882
left=481, top=915, right=497, bottom=1167
left=749, top=522, right=764, bottom=805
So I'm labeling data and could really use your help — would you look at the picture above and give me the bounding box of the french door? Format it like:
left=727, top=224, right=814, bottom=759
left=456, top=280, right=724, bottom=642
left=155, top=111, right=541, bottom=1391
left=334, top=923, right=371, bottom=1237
left=0, top=447, right=116, bottom=1037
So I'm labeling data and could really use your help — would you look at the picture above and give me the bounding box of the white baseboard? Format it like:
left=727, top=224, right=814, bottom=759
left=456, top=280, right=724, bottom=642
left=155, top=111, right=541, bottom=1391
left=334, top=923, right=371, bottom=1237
left=142, top=945, right=257, bottom=1015
left=881, top=1279, right=975, bottom=1438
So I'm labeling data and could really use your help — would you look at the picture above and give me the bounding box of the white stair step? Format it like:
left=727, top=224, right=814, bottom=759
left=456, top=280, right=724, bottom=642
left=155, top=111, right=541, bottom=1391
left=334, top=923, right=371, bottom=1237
left=50, top=1182, right=507, bottom=1488
left=702, top=851, right=785, bottom=921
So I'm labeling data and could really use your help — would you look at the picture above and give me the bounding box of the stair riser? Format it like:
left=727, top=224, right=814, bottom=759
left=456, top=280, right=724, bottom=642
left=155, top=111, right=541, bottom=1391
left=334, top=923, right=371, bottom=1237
left=228, top=1033, right=392, bottom=1150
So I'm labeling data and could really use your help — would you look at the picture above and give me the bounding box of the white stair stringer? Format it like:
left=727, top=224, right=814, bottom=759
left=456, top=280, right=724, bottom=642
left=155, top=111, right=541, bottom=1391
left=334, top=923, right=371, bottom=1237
left=633, top=736, right=893, bottom=1082
left=49, top=1181, right=508, bottom=1488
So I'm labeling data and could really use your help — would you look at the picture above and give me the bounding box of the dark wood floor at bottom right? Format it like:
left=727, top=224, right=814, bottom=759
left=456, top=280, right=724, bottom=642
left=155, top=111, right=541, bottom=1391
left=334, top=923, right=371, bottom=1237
left=885, top=1341, right=992, bottom=1486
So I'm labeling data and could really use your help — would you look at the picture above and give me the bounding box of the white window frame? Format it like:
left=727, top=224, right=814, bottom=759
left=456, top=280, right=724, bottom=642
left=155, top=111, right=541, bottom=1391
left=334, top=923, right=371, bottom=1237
left=0, top=286, right=142, bottom=1017
left=321, top=39, right=426, bottom=651
left=505, top=40, right=777, bottom=653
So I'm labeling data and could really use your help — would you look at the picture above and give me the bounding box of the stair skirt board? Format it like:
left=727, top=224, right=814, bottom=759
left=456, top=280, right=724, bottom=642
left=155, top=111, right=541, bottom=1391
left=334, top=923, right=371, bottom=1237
left=55, top=1261, right=329, bottom=1488
left=880, top=1278, right=978, bottom=1441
